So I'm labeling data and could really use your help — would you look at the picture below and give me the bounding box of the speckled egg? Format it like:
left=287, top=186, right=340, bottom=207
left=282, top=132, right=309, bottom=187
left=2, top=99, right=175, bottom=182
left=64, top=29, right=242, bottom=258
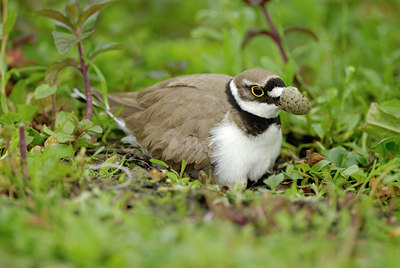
left=280, top=86, right=311, bottom=115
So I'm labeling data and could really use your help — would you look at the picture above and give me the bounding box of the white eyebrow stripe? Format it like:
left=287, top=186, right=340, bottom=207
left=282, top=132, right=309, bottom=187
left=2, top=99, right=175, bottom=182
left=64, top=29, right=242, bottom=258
left=268, top=87, right=285, bottom=98
left=243, top=79, right=254, bottom=87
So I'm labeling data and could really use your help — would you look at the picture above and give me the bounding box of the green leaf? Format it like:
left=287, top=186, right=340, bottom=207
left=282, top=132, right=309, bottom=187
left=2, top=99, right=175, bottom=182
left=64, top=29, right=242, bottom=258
left=149, top=158, right=169, bottom=169
left=52, top=30, right=94, bottom=55
left=36, top=9, right=75, bottom=31
left=16, top=104, right=39, bottom=123
left=42, top=125, right=56, bottom=136
left=77, top=119, right=93, bottom=130
left=45, top=58, right=78, bottom=84
left=8, top=80, right=26, bottom=105
left=27, top=127, right=44, bottom=146
left=341, top=165, right=360, bottom=177
left=311, top=159, right=331, bottom=172
left=0, top=112, right=20, bottom=125
left=284, top=171, right=303, bottom=181
left=263, top=173, right=284, bottom=190
left=88, top=125, right=102, bottom=134
left=42, top=144, right=74, bottom=159
left=370, top=136, right=400, bottom=159
left=3, top=10, right=17, bottom=35
left=88, top=41, right=124, bottom=60
left=33, top=84, right=57, bottom=99
left=77, top=1, right=115, bottom=29
left=380, top=100, right=400, bottom=118
left=65, top=4, right=80, bottom=24
left=328, top=147, right=363, bottom=168
left=55, top=112, right=76, bottom=134
left=56, top=132, right=75, bottom=143
left=312, top=123, right=325, bottom=139
left=362, top=102, right=400, bottom=139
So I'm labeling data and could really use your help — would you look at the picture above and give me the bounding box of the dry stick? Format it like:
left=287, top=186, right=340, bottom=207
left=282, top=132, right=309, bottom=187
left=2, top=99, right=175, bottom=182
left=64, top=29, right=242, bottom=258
left=19, top=124, right=29, bottom=185
left=77, top=42, right=93, bottom=119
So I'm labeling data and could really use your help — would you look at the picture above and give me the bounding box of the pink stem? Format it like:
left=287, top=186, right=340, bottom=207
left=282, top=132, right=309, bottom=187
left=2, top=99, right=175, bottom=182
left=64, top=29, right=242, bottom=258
left=77, top=42, right=93, bottom=119
left=19, top=124, right=29, bottom=184
left=261, top=4, right=289, bottom=63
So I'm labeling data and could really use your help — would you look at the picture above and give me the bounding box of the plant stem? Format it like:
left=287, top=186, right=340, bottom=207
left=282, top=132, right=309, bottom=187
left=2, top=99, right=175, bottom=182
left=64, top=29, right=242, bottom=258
left=0, top=0, right=9, bottom=113
left=77, top=41, right=93, bottom=119
left=261, top=3, right=288, bottom=63
left=51, top=93, right=56, bottom=130
left=19, top=124, right=29, bottom=185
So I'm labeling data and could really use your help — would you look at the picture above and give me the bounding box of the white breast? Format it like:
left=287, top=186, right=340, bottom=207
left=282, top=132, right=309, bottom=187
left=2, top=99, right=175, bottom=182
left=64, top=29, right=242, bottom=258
left=209, top=120, right=282, bottom=186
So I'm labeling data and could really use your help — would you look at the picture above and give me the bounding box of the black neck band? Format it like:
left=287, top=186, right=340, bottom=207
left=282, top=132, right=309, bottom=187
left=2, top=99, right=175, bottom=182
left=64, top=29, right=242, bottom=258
left=225, top=80, right=281, bottom=136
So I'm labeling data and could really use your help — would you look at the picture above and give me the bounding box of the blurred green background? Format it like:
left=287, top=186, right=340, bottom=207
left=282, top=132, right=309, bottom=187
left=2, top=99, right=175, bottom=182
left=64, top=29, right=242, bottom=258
left=1, top=0, right=400, bottom=267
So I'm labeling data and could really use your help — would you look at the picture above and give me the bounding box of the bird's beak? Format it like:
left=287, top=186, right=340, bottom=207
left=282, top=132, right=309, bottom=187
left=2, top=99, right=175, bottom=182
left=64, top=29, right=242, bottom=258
left=276, top=99, right=283, bottom=110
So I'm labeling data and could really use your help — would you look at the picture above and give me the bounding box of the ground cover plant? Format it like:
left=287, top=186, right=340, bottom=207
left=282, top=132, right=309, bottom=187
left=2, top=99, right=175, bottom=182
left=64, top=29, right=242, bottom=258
left=1, top=0, right=400, bottom=267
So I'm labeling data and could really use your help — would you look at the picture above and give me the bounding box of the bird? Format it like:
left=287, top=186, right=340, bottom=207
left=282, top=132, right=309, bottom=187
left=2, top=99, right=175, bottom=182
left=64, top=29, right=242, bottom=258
left=98, top=68, right=292, bottom=188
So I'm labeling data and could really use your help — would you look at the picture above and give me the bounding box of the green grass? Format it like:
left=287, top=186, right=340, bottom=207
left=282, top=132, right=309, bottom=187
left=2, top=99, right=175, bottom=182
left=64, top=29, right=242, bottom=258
left=1, top=0, right=400, bottom=267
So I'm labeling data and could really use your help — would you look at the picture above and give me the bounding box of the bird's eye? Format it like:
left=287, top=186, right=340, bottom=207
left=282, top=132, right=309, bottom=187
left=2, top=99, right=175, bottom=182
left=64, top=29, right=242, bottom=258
left=251, top=86, right=264, bottom=97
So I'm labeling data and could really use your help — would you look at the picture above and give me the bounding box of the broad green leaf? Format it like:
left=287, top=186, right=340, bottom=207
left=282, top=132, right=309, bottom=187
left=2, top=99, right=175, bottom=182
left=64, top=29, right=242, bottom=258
left=16, top=104, right=38, bottom=123
left=296, top=163, right=311, bottom=172
left=76, top=132, right=91, bottom=143
left=36, top=9, right=75, bottom=31
left=42, top=125, right=56, bottom=136
left=42, top=144, right=74, bottom=159
left=284, top=171, right=303, bottom=181
left=311, top=159, right=331, bottom=172
left=362, top=102, right=400, bottom=139
left=55, top=112, right=76, bottom=134
left=4, top=10, right=17, bottom=35
left=341, top=165, right=360, bottom=177
left=88, top=125, right=102, bottom=134
left=77, top=1, right=115, bottom=29
left=328, top=147, right=363, bottom=168
left=52, top=30, right=94, bottom=55
left=263, top=173, right=284, bottom=190
left=88, top=41, right=124, bottom=60
left=370, top=136, right=400, bottom=159
left=380, top=100, right=400, bottom=118
left=27, top=127, right=44, bottom=146
left=33, top=84, right=57, bottom=99
left=56, top=132, right=75, bottom=143
left=45, top=58, right=78, bottom=84
left=0, top=112, right=20, bottom=125
left=77, top=119, right=93, bottom=130
left=65, top=4, right=80, bottom=24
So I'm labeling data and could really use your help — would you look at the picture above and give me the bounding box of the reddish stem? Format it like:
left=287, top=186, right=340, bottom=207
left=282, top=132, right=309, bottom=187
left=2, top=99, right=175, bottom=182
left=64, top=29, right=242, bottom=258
left=77, top=41, right=93, bottom=119
left=261, top=3, right=288, bottom=63
left=19, top=124, right=29, bottom=184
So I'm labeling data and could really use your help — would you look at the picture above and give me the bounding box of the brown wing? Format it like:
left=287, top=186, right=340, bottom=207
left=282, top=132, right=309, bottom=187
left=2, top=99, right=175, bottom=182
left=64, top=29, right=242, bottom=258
left=108, top=73, right=233, bottom=170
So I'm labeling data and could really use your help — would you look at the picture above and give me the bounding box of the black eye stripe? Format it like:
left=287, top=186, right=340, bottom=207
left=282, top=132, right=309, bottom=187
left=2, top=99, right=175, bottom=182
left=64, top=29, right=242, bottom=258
left=265, top=78, right=285, bottom=91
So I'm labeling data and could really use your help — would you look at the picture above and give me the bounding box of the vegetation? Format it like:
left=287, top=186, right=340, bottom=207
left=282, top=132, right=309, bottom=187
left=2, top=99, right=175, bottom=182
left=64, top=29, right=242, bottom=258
left=1, top=0, right=400, bottom=267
